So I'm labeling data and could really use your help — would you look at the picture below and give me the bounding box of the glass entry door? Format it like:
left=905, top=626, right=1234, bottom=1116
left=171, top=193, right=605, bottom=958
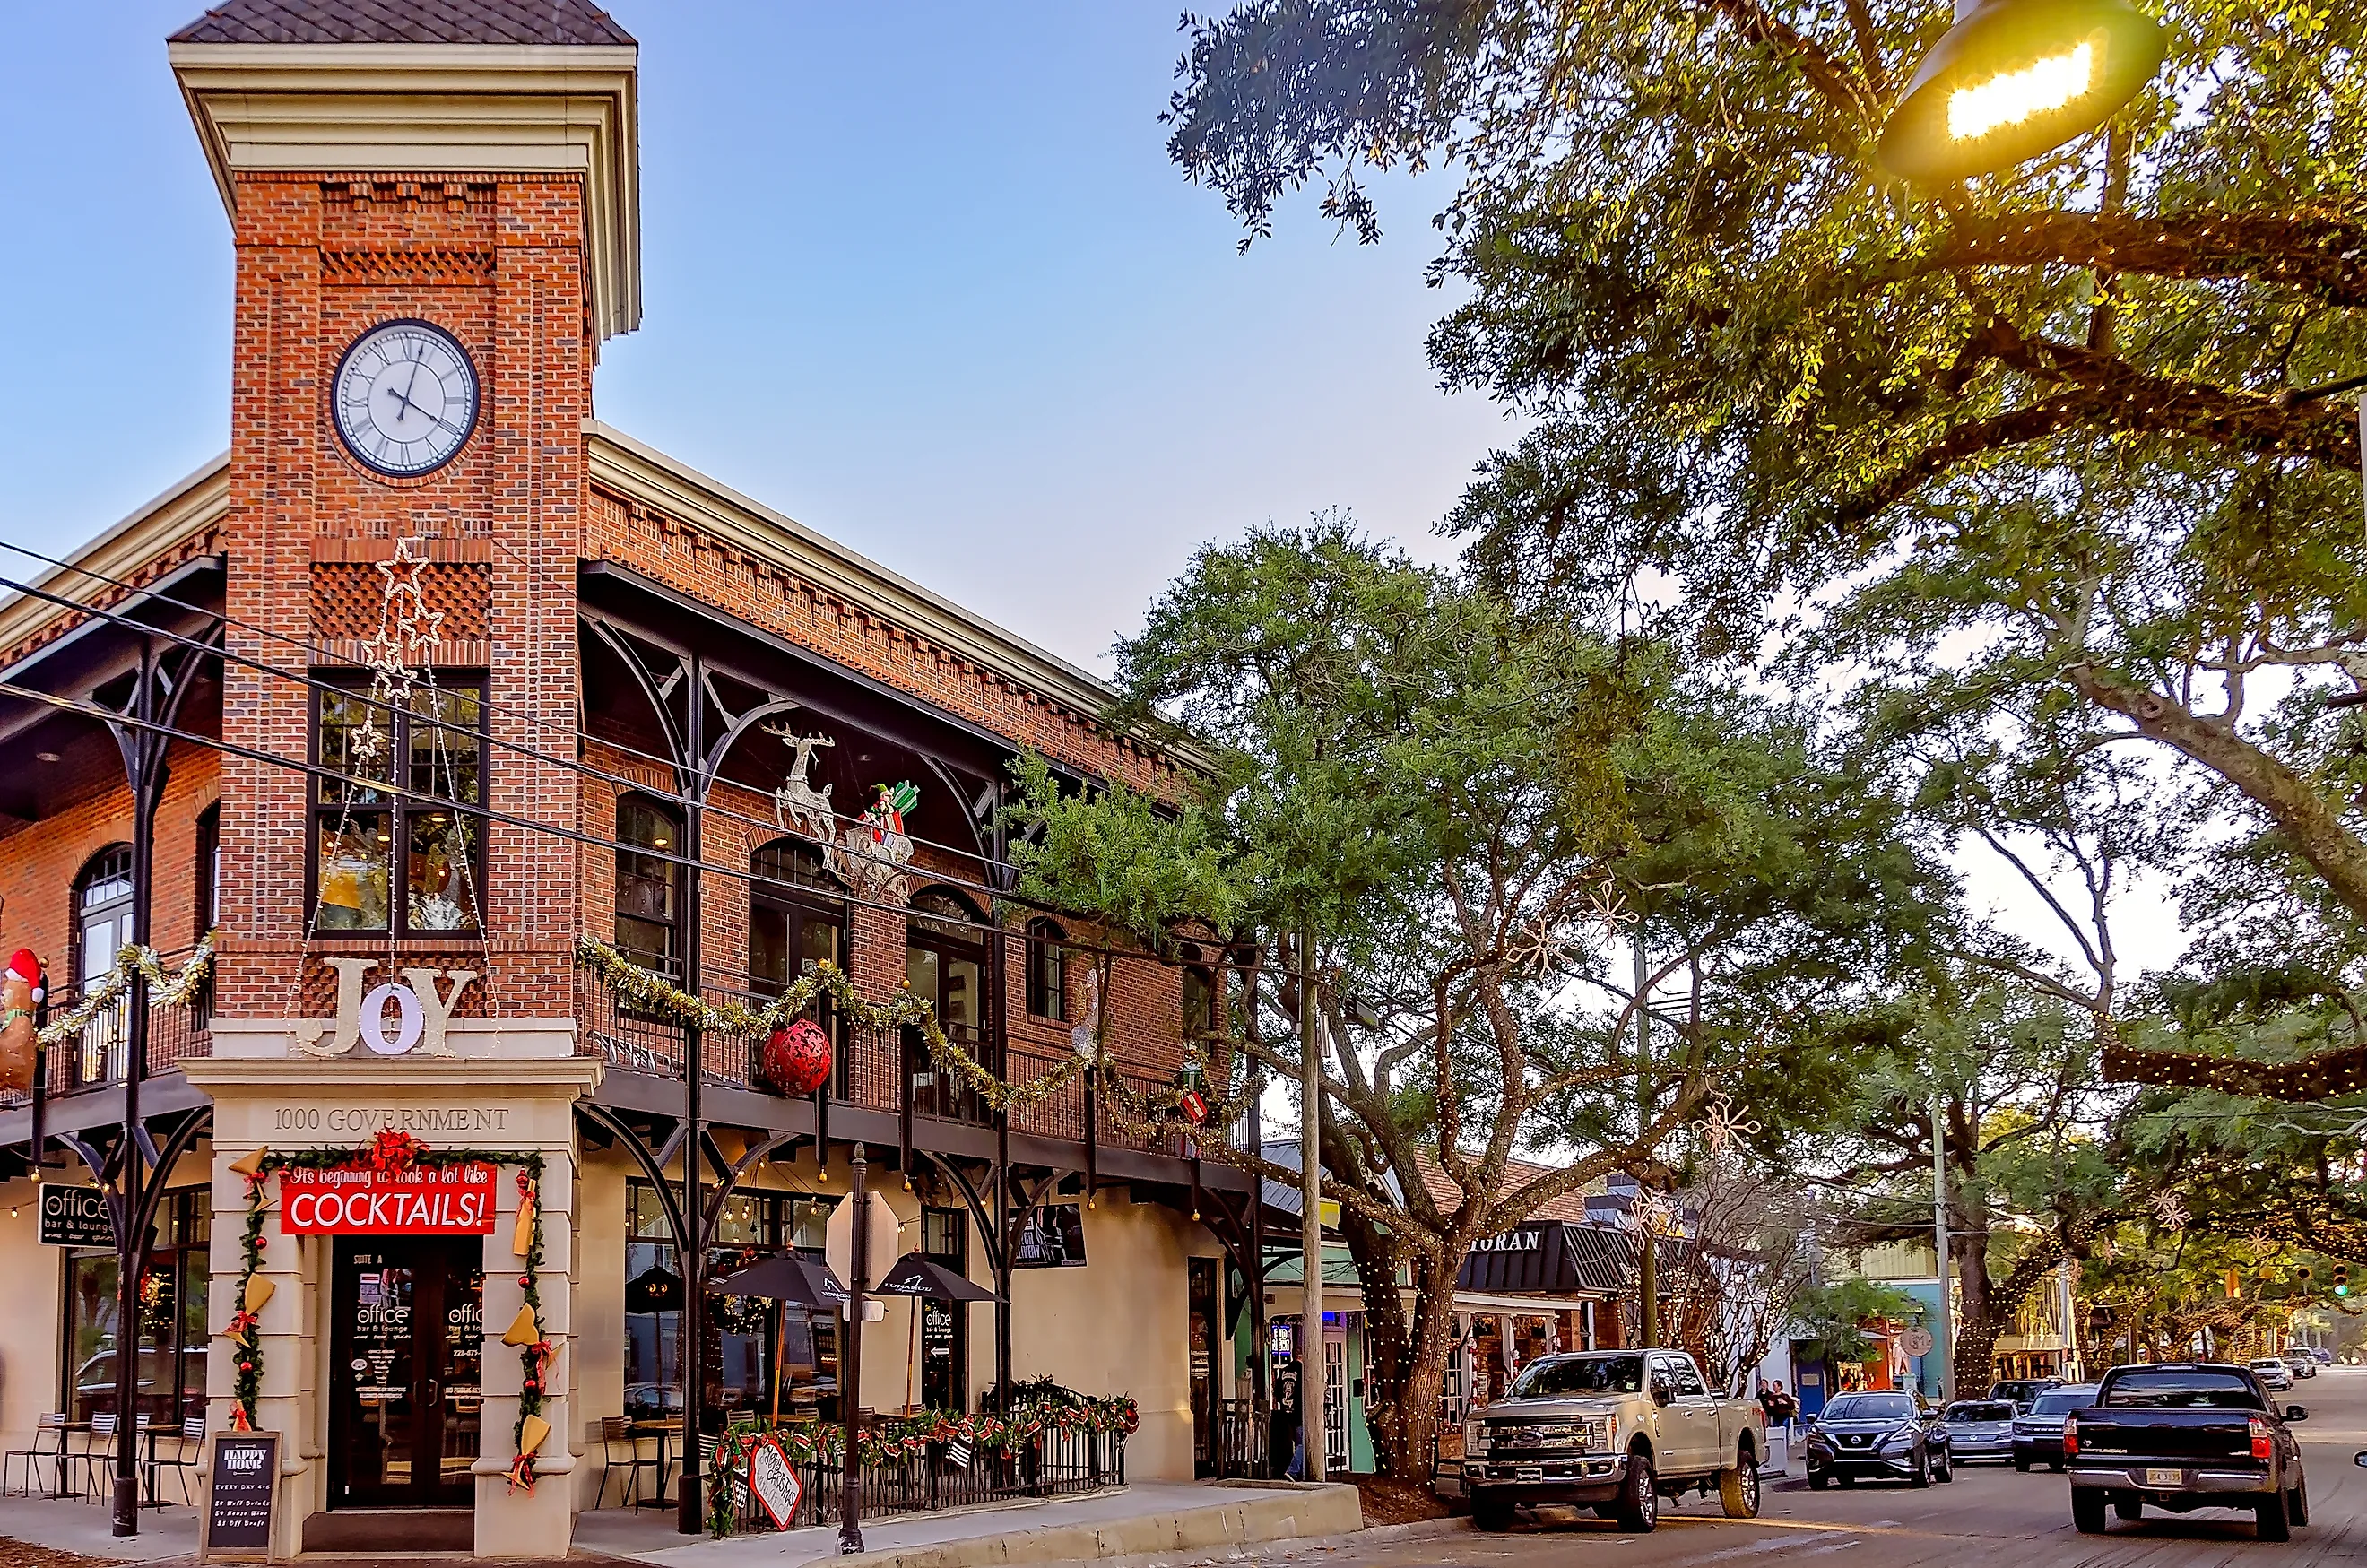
left=329, top=1237, right=484, bottom=1507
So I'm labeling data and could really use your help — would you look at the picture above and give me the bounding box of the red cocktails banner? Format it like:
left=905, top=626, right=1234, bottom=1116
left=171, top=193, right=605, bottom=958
left=280, top=1162, right=498, bottom=1234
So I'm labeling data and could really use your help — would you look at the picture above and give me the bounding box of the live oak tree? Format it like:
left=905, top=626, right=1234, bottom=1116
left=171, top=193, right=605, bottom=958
left=1166, top=0, right=2367, bottom=960
left=1007, top=524, right=1730, bottom=1478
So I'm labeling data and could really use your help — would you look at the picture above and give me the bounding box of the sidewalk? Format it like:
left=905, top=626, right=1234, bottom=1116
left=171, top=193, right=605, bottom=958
left=0, top=1494, right=199, bottom=1564
left=577, top=1481, right=1364, bottom=1568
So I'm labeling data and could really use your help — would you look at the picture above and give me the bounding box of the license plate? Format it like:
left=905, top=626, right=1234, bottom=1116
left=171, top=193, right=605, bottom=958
left=2143, top=1468, right=2181, bottom=1487
left=1516, top=1467, right=1543, bottom=1483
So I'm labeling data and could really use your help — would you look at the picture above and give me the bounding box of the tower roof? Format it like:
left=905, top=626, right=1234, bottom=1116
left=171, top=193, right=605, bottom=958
left=170, top=0, right=632, bottom=48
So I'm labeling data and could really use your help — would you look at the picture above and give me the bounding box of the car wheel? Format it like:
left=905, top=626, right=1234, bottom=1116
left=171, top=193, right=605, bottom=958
left=2072, top=1490, right=2107, bottom=1534
left=1910, top=1447, right=1931, bottom=1489
left=1807, top=1472, right=1829, bottom=1491
left=2256, top=1493, right=2291, bottom=1543
left=1616, top=1451, right=1659, bottom=1533
left=1837, top=1474, right=1856, bottom=1488
left=2286, top=1477, right=2309, bottom=1528
left=2114, top=1494, right=2142, bottom=1522
left=2048, top=1460, right=2065, bottom=1474
left=1721, top=1451, right=1761, bottom=1519
left=1936, top=1450, right=1953, bottom=1484
left=1471, top=1494, right=1514, bottom=1533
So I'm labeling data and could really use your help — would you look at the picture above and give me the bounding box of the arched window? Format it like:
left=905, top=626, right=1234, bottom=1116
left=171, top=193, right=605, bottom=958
left=1024, top=918, right=1068, bottom=1021
left=907, top=887, right=991, bottom=1120
left=615, top=793, right=685, bottom=980
left=1179, top=942, right=1218, bottom=1039
left=750, top=838, right=847, bottom=1002
left=74, top=845, right=134, bottom=1084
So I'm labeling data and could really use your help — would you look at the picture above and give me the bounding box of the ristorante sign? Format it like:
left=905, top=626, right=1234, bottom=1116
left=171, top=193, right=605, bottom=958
left=281, top=1162, right=498, bottom=1234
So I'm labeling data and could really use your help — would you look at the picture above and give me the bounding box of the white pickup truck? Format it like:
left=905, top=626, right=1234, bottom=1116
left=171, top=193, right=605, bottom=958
left=1462, top=1349, right=1768, bottom=1531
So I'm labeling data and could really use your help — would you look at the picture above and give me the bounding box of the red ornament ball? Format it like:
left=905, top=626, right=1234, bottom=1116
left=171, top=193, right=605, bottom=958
left=238, top=1362, right=254, bottom=1373
left=518, top=1275, right=532, bottom=1289
left=761, top=1019, right=835, bottom=1096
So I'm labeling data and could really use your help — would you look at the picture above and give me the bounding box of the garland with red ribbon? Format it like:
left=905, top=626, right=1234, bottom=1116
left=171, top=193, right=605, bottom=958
left=223, top=1133, right=551, bottom=1489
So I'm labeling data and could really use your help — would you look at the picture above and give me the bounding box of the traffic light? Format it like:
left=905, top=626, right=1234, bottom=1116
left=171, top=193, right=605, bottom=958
left=2336, top=1266, right=2351, bottom=1298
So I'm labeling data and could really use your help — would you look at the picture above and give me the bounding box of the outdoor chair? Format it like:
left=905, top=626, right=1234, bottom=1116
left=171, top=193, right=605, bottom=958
left=75, top=1413, right=117, bottom=1503
left=154, top=1416, right=204, bottom=1506
left=3, top=1413, right=68, bottom=1496
left=596, top=1416, right=663, bottom=1508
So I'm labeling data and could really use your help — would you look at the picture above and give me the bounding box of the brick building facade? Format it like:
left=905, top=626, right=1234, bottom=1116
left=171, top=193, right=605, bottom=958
left=0, top=4, right=1267, bottom=1555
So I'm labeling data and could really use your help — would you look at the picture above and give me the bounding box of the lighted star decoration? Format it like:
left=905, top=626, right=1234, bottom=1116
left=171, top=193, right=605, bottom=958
left=361, top=537, right=446, bottom=679
left=1695, top=1093, right=1762, bottom=1162
left=2150, top=1191, right=2189, bottom=1233
left=2248, top=1229, right=2278, bottom=1261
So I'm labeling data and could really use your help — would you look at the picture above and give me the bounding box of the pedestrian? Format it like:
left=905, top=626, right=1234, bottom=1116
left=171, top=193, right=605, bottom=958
left=1268, top=1373, right=1299, bottom=1479
left=1760, top=1379, right=1798, bottom=1427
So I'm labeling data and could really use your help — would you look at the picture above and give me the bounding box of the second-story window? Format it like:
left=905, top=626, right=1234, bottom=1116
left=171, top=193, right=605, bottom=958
left=615, top=793, right=685, bottom=981
left=1024, top=917, right=1067, bottom=1021
left=1180, top=944, right=1218, bottom=1039
left=312, top=680, right=485, bottom=937
left=195, top=802, right=221, bottom=933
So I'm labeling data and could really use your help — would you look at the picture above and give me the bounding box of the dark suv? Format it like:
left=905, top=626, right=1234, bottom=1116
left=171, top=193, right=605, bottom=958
left=1990, top=1377, right=2062, bottom=1413
left=2014, top=1385, right=2098, bottom=1471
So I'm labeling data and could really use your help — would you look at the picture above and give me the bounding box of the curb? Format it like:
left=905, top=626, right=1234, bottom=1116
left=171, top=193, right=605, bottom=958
left=794, top=1484, right=1367, bottom=1568
left=1060, top=1514, right=1474, bottom=1568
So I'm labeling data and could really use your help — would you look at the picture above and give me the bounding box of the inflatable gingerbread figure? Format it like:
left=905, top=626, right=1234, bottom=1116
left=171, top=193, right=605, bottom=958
left=0, top=949, right=43, bottom=1097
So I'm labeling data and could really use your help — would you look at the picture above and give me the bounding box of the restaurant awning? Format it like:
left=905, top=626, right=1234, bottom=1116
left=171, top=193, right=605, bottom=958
left=1456, top=1221, right=1636, bottom=1295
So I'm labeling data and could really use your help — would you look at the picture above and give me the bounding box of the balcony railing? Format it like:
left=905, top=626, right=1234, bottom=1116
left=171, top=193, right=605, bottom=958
left=577, top=961, right=1232, bottom=1158
left=36, top=957, right=212, bottom=1096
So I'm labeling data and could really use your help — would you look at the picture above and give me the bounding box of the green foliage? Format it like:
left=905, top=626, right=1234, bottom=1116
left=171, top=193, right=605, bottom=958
left=1793, top=1278, right=1925, bottom=1364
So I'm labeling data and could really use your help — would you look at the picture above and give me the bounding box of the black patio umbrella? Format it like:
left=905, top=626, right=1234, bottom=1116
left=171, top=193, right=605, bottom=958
left=714, top=1254, right=853, bottom=1426
left=871, top=1252, right=999, bottom=1303
left=625, top=1262, right=685, bottom=1314
left=713, top=1253, right=849, bottom=1309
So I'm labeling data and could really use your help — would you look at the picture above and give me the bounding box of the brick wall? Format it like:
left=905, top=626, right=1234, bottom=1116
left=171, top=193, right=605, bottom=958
left=0, top=743, right=220, bottom=977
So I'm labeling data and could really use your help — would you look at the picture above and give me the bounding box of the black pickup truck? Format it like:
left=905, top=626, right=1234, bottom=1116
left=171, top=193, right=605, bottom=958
left=2065, top=1363, right=2310, bottom=1539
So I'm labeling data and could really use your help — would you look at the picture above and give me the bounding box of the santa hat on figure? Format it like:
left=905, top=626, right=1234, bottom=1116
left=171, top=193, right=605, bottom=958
left=6, top=951, right=43, bottom=1005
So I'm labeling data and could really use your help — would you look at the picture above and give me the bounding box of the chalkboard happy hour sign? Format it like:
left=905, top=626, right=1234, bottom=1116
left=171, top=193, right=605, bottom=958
left=203, top=1431, right=278, bottom=1560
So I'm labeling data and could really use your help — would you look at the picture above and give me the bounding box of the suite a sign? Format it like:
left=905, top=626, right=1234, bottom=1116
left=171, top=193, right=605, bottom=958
left=280, top=1164, right=497, bottom=1235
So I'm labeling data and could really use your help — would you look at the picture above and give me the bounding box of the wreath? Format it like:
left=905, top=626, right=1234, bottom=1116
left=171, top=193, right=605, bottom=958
left=223, top=1130, right=557, bottom=1492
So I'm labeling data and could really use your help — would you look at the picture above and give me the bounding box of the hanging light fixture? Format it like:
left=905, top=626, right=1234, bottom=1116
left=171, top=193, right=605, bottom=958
left=1877, top=0, right=2166, bottom=181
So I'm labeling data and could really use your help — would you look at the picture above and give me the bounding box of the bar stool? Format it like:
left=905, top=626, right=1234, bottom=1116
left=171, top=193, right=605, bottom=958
left=597, top=1416, right=663, bottom=1508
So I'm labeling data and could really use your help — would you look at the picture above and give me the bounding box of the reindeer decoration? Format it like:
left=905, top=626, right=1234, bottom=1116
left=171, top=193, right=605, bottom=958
left=765, top=723, right=837, bottom=841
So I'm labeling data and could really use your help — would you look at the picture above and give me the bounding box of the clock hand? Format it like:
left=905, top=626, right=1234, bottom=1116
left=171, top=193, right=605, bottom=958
left=384, top=381, right=427, bottom=422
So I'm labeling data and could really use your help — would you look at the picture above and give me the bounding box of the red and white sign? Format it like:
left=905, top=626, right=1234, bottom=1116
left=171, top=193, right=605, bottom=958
left=280, top=1163, right=497, bottom=1234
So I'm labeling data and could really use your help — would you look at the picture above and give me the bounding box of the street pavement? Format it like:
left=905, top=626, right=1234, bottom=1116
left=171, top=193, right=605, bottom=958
left=1307, top=1366, right=2367, bottom=1568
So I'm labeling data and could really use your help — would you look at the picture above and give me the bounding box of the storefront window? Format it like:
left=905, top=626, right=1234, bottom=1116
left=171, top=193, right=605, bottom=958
left=625, top=1181, right=840, bottom=1431
left=64, top=1190, right=210, bottom=1424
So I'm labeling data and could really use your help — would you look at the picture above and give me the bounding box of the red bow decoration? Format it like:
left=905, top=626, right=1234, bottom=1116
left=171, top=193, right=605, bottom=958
left=362, top=1129, right=428, bottom=1174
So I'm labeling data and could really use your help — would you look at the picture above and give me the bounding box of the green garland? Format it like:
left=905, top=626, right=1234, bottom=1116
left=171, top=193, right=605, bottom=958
left=39, top=931, right=216, bottom=1047
left=225, top=1132, right=552, bottom=1489
left=577, top=937, right=1093, bottom=1112
left=705, top=1398, right=1140, bottom=1537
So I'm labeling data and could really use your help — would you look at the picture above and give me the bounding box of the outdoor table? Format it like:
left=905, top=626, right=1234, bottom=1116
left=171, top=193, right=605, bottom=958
left=53, top=1423, right=89, bottom=1499
left=631, top=1419, right=681, bottom=1509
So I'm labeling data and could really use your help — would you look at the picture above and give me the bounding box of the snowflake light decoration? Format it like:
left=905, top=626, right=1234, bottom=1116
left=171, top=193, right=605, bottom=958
left=2150, top=1191, right=2189, bottom=1233
left=1695, top=1093, right=1762, bottom=1162
left=1630, top=1187, right=1679, bottom=1237
left=1584, top=884, right=1638, bottom=940
left=1504, top=916, right=1581, bottom=978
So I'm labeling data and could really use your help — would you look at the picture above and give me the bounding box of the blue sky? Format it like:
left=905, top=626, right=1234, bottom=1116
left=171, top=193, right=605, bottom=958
left=0, top=3, right=1509, bottom=673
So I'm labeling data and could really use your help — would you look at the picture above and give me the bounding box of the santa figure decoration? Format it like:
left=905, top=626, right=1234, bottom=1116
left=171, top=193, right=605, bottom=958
left=0, top=949, right=46, bottom=1096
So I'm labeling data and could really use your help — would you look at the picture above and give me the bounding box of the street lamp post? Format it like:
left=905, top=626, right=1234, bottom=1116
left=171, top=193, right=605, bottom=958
left=1877, top=0, right=2167, bottom=183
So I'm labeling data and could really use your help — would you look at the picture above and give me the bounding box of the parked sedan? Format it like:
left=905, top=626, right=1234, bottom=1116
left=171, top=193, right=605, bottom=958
left=2013, top=1384, right=2098, bottom=1471
left=1804, top=1390, right=1953, bottom=1488
left=2250, top=1357, right=2294, bottom=1391
left=2285, top=1356, right=2316, bottom=1381
left=1942, top=1400, right=2018, bottom=1464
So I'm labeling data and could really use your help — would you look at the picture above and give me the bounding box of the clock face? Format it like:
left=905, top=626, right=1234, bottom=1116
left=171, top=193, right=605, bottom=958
left=332, top=320, right=480, bottom=479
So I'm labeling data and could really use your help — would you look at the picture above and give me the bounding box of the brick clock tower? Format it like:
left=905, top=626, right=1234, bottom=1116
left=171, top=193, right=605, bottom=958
left=169, top=3, right=637, bottom=1553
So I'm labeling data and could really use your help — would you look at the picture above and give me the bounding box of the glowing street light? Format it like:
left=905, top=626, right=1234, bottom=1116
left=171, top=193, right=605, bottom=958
left=1877, top=0, right=2167, bottom=182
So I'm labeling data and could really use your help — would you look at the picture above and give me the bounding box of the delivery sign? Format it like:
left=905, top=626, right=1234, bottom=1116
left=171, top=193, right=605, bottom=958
left=281, top=1162, right=498, bottom=1234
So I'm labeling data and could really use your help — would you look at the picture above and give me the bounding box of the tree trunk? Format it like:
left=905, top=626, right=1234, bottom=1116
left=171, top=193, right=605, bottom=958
left=1340, top=1200, right=1412, bottom=1473
left=1381, top=1267, right=1463, bottom=1481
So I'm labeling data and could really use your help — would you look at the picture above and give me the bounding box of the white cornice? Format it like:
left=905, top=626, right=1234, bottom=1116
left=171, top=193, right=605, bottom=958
left=585, top=422, right=1191, bottom=767
left=168, top=41, right=641, bottom=340
left=0, top=453, right=230, bottom=662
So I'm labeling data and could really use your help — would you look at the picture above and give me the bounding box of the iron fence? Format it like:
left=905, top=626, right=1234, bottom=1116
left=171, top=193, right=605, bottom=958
left=705, top=1424, right=1126, bottom=1533
left=35, top=957, right=212, bottom=1096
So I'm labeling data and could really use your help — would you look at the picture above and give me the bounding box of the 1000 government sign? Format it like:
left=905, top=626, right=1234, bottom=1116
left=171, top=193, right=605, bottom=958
left=281, top=1162, right=498, bottom=1234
